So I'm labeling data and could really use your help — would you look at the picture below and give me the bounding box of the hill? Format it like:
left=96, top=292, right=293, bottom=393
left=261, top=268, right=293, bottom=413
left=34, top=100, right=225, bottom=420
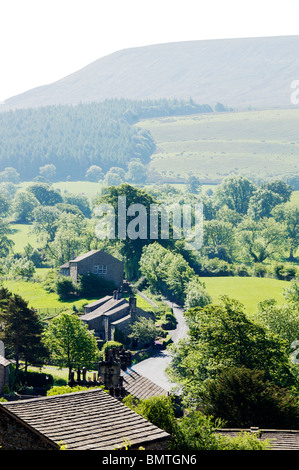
left=2, top=35, right=299, bottom=111
left=139, top=108, right=299, bottom=182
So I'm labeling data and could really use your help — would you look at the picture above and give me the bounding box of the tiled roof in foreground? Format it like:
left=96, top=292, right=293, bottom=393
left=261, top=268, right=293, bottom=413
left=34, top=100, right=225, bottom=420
left=1, top=388, right=169, bottom=450
left=121, top=369, right=168, bottom=400
left=217, top=428, right=299, bottom=450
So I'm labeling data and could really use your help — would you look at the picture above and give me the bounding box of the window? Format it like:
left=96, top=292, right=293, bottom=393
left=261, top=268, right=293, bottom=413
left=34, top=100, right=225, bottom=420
left=94, top=265, right=107, bottom=275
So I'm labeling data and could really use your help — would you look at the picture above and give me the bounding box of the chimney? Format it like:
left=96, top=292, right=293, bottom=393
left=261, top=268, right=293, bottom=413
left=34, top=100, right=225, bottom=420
left=0, top=340, right=4, bottom=358
left=129, top=293, right=137, bottom=319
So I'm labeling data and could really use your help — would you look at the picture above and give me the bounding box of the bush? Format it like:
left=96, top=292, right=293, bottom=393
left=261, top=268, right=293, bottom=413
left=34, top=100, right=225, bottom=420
left=56, top=276, right=77, bottom=299
left=235, top=264, right=251, bottom=277
left=198, top=258, right=235, bottom=277
left=78, top=273, right=116, bottom=297
left=272, top=263, right=297, bottom=281
left=253, top=263, right=268, bottom=278
left=17, top=370, right=54, bottom=389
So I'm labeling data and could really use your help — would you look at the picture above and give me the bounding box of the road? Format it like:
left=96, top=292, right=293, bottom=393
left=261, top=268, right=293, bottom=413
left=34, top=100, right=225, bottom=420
left=131, top=301, right=188, bottom=392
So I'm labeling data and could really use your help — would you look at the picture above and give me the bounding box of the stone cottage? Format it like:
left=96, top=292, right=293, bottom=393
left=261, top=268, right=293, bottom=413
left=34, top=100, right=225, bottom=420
left=80, top=290, right=154, bottom=342
left=0, top=388, right=170, bottom=450
left=59, top=249, right=124, bottom=287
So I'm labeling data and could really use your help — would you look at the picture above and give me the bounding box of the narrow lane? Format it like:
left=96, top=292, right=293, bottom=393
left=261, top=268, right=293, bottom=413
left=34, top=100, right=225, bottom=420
left=130, top=300, right=188, bottom=392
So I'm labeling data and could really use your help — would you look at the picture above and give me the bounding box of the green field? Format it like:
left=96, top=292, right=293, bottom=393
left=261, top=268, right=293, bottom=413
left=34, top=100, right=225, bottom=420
left=9, top=223, right=42, bottom=254
left=200, top=276, right=289, bottom=317
left=1, top=271, right=153, bottom=313
left=138, top=108, right=299, bottom=181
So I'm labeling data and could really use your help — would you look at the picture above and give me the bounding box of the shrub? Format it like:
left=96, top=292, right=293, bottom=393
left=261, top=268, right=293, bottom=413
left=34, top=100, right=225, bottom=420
left=56, top=276, right=77, bottom=300
left=272, top=263, right=297, bottom=281
left=78, top=273, right=116, bottom=297
left=235, top=264, right=251, bottom=277
left=17, top=370, right=54, bottom=390
left=253, top=263, right=268, bottom=278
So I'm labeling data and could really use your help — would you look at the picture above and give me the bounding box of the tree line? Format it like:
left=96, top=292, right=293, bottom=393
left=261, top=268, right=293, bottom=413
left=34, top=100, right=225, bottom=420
left=0, top=98, right=212, bottom=181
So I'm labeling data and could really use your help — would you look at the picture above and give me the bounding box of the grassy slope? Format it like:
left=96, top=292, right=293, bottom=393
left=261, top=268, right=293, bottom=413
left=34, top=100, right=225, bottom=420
left=201, top=276, right=288, bottom=317
left=138, top=108, right=299, bottom=181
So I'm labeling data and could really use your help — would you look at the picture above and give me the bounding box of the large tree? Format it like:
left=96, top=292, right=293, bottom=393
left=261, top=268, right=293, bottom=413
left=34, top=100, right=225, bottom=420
left=94, top=184, right=174, bottom=279
left=167, top=296, right=295, bottom=405
left=0, top=289, right=48, bottom=372
left=216, top=176, right=256, bottom=215
left=43, top=312, right=99, bottom=379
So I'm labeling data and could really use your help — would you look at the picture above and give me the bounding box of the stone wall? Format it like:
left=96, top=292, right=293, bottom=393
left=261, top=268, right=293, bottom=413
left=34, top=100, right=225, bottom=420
left=0, top=407, right=57, bottom=450
left=70, top=251, right=124, bottom=286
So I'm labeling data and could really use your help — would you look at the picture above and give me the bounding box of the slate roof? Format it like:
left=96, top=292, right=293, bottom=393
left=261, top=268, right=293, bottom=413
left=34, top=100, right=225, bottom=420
left=216, top=428, right=299, bottom=450
left=121, top=369, right=168, bottom=400
left=80, top=297, right=129, bottom=321
left=0, top=388, right=169, bottom=450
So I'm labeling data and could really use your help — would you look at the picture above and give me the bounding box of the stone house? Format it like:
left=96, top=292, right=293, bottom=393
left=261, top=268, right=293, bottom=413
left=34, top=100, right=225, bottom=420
left=0, top=388, right=170, bottom=450
left=60, top=249, right=124, bottom=287
left=80, top=290, right=154, bottom=342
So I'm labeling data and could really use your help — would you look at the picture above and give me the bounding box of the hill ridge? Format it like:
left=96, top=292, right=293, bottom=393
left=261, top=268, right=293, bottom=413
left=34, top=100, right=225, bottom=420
left=2, top=35, right=299, bottom=111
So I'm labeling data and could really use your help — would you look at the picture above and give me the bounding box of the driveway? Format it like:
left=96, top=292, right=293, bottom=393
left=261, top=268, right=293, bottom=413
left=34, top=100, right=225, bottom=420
left=131, top=300, right=188, bottom=392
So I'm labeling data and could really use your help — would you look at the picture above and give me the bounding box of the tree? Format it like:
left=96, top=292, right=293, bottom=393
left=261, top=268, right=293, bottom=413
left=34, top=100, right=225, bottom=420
left=0, top=290, right=48, bottom=373
left=202, top=219, right=236, bottom=262
left=63, top=193, right=92, bottom=218
left=103, top=168, right=125, bottom=186
left=12, top=191, right=40, bottom=223
left=167, top=296, right=295, bottom=406
left=216, top=176, right=256, bottom=215
left=202, top=367, right=299, bottom=429
left=125, top=159, right=147, bottom=184
left=95, top=184, right=169, bottom=279
left=262, top=180, right=293, bottom=203
left=39, top=164, right=56, bottom=180
left=26, top=183, right=63, bottom=206
left=128, top=317, right=160, bottom=348
left=32, top=205, right=61, bottom=242
left=272, top=204, right=299, bottom=260
left=43, top=312, right=99, bottom=379
left=186, top=175, right=201, bottom=194
left=85, top=165, right=103, bottom=182
left=139, top=242, right=195, bottom=303
left=237, top=216, right=285, bottom=262
left=0, top=167, right=20, bottom=184
left=0, top=218, right=14, bottom=257
left=247, top=188, right=283, bottom=219
left=184, top=277, right=211, bottom=310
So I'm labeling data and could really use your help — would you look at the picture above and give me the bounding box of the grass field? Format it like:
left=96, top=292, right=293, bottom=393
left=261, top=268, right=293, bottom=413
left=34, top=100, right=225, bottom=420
left=9, top=223, right=42, bottom=253
left=1, top=269, right=153, bottom=313
left=200, top=276, right=289, bottom=317
left=138, top=108, right=299, bottom=181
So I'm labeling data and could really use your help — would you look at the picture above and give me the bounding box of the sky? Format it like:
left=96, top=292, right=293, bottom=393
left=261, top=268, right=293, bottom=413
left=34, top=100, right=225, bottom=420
left=0, top=0, right=298, bottom=103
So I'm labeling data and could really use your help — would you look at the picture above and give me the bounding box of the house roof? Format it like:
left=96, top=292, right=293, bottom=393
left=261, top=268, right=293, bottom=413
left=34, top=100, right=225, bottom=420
left=84, top=296, right=112, bottom=309
left=0, top=355, right=11, bottom=367
left=59, top=249, right=123, bottom=269
left=71, top=249, right=99, bottom=262
left=216, top=428, right=299, bottom=451
left=80, top=297, right=129, bottom=321
left=0, top=388, right=169, bottom=450
left=121, top=369, right=168, bottom=400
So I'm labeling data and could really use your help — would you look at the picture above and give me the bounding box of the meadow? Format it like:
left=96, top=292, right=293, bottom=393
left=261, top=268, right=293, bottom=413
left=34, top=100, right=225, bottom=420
left=138, top=108, right=299, bottom=181
left=200, top=276, right=288, bottom=317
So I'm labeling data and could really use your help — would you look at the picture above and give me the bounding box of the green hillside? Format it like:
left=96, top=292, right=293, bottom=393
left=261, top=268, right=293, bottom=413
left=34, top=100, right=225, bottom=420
left=139, top=108, right=299, bottom=182
left=201, top=276, right=288, bottom=317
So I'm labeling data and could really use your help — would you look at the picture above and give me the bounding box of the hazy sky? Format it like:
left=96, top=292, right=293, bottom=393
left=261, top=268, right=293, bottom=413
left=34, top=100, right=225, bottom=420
left=0, top=0, right=298, bottom=102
